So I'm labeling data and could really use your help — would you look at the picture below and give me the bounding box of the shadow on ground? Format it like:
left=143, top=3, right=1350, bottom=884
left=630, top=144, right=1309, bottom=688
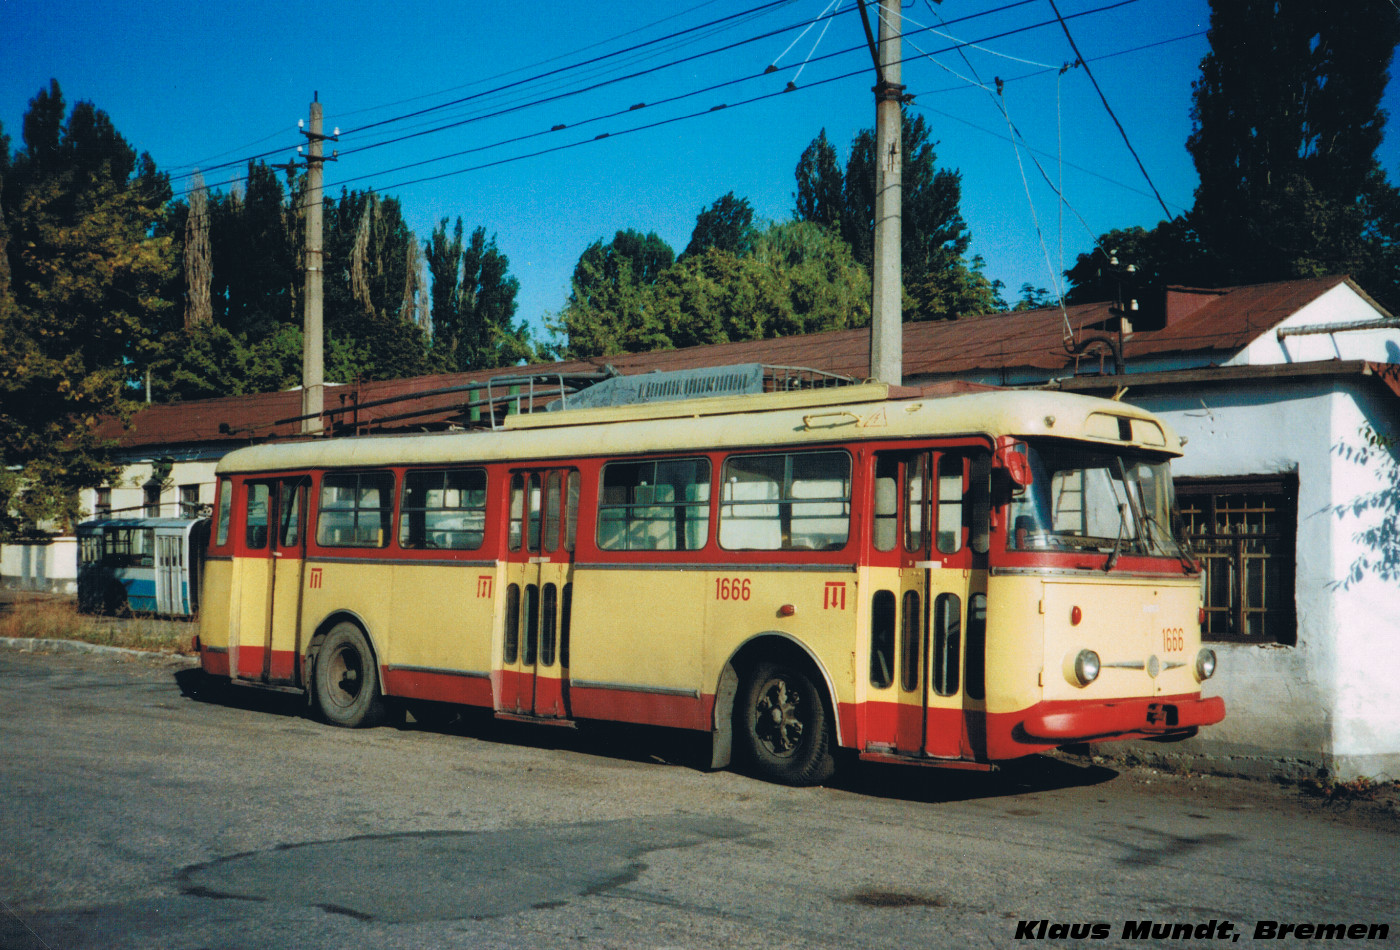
left=173, top=668, right=1119, bottom=803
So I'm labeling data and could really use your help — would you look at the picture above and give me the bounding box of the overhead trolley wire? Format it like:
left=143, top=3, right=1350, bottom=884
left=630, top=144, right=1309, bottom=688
left=1045, top=0, right=1173, bottom=219
left=334, top=0, right=1146, bottom=196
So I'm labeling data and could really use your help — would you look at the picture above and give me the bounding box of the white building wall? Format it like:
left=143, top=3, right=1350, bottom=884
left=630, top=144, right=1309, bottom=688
left=2, top=458, right=221, bottom=592
left=1228, top=282, right=1400, bottom=366
left=1125, top=379, right=1400, bottom=780
left=1325, top=385, right=1400, bottom=781
left=1128, top=384, right=1339, bottom=777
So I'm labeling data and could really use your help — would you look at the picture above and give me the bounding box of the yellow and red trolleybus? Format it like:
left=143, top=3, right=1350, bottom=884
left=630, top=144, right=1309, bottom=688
left=196, top=373, right=1223, bottom=785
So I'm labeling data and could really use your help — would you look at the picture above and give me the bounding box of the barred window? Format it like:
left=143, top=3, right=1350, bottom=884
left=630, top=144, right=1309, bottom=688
left=1177, top=476, right=1297, bottom=645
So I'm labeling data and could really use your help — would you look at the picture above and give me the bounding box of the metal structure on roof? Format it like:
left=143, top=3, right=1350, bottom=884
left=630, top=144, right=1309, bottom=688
left=544, top=364, right=856, bottom=413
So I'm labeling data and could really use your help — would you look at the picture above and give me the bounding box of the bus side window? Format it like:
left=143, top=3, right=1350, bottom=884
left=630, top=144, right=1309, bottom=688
left=215, top=479, right=233, bottom=547
left=873, top=455, right=899, bottom=552
left=870, top=590, right=896, bottom=689
left=317, top=472, right=394, bottom=548
left=720, top=451, right=850, bottom=551
left=965, top=593, right=987, bottom=700
left=246, top=483, right=270, bottom=550
left=279, top=481, right=301, bottom=548
left=932, top=593, right=961, bottom=696
left=936, top=455, right=963, bottom=554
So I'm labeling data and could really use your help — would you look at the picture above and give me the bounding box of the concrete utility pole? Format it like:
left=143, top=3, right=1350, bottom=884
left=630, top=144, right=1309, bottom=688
left=869, top=0, right=904, bottom=386
left=299, top=96, right=334, bottom=434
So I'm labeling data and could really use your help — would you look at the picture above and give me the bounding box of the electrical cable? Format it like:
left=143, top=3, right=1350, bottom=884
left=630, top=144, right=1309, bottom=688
left=1045, top=0, right=1172, bottom=219
left=330, top=0, right=1146, bottom=194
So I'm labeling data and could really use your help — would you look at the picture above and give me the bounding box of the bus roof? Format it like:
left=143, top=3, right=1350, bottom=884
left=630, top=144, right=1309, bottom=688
left=213, top=386, right=1182, bottom=476
left=77, top=517, right=208, bottom=531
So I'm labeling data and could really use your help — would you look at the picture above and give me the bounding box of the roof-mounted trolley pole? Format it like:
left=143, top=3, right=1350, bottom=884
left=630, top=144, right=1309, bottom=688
left=860, top=0, right=904, bottom=386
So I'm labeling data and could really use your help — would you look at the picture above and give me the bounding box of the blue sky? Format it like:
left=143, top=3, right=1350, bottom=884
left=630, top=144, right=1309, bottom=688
left=5, top=0, right=1398, bottom=341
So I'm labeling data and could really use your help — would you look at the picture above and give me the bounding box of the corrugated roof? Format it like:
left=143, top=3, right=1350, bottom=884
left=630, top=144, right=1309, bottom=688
left=104, top=275, right=1365, bottom=452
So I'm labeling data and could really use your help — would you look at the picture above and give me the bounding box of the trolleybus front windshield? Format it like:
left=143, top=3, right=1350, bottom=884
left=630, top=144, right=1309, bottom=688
left=1007, top=440, right=1183, bottom=559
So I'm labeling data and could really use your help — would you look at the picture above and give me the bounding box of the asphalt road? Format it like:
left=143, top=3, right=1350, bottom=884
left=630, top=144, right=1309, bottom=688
left=1, top=647, right=1396, bottom=950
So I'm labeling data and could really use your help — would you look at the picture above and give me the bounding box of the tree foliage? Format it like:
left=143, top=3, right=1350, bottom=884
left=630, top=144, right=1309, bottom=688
left=1068, top=1, right=1400, bottom=310
left=555, top=229, right=676, bottom=357
left=793, top=128, right=843, bottom=231
left=427, top=218, right=533, bottom=371
left=683, top=191, right=757, bottom=258
left=794, top=114, right=1001, bottom=321
left=554, top=221, right=869, bottom=358
left=0, top=81, right=174, bottom=535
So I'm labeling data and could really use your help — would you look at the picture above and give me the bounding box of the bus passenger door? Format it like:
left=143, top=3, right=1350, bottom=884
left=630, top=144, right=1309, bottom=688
left=155, top=532, right=182, bottom=615
left=500, top=469, right=577, bottom=719
left=885, top=450, right=988, bottom=760
left=236, top=477, right=308, bottom=685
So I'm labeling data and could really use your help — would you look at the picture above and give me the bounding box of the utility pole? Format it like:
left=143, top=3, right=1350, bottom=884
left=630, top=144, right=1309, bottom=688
left=285, top=95, right=337, bottom=434
left=869, top=0, right=904, bottom=386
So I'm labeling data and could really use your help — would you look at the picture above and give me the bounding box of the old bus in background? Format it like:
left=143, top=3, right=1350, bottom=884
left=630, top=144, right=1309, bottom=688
left=77, top=517, right=209, bottom=617
left=194, top=365, right=1223, bottom=785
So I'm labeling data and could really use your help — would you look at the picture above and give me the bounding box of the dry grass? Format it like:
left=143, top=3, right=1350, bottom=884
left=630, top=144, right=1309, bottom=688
left=0, top=597, right=196, bottom=654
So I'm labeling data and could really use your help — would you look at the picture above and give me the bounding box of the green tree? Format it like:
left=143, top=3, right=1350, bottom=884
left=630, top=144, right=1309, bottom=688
left=1187, top=0, right=1400, bottom=298
left=322, top=189, right=442, bottom=381
left=797, top=114, right=998, bottom=320
left=793, top=128, right=843, bottom=231
left=554, top=229, right=675, bottom=357
left=1064, top=220, right=1211, bottom=305
left=0, top=81, right=174, bottom=535
left=645, top=221, right=871, bottom=350
left=428, top=219, right=532, bottom=371
left=683, top=191, right=756, bottom=258
left=211, top=161, right=298, bottom=340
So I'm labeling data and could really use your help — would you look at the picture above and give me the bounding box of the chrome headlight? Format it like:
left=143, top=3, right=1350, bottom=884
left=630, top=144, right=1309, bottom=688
left=1066, top=649, right=1100, bottom=687
left=1194, top=648, right=1217, bottom=682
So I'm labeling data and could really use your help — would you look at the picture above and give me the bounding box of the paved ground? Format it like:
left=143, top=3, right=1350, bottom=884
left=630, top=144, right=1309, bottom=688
left=1, top=645, right=1396, bottom=949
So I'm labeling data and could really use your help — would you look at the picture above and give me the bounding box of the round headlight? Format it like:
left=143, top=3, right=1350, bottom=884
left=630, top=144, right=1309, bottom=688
left=1073, top=649, right=1100, bottom=686
left=1195, top=648, right=1217, bottom=682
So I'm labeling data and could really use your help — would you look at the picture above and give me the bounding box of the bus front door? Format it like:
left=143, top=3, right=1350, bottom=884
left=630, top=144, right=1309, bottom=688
left=500, top=469, right=578, bottom=719
left=235, top=477, right=308, bottom=686
left=886, top=449, right=989, bottom=761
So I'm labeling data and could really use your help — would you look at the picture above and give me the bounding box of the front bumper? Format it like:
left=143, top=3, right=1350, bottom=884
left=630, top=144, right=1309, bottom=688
left=1020, top=694, right=1225, bottom=742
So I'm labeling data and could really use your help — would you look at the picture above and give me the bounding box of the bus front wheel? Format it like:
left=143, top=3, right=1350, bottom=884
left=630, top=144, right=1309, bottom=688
left=736, top=660, right=835, bottom=786
left=313, top=622, right=386, bottom=728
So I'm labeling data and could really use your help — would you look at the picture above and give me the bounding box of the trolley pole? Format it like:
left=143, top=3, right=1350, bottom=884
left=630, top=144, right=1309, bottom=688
left=869, top=0, right=904, bottom=386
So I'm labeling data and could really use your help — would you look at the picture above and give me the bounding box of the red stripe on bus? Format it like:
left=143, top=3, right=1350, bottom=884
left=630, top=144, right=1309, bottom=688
left=569, top=685, right=713, bottom=731
left=383, top=667, right=494, bottom=707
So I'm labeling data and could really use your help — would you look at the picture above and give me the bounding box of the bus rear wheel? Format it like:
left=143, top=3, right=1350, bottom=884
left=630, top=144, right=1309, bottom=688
left=313, top=622, right=385, bottom=728
left=736, top=660, right=835, bottom=786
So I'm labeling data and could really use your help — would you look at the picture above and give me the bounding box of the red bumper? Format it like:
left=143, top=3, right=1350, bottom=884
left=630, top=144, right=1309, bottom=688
left=1020, top=694, right=1225, bottom=742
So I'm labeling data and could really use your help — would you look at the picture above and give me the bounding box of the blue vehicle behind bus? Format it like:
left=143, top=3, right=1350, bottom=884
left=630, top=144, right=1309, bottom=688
left=76, top=517, right=210, bottom=616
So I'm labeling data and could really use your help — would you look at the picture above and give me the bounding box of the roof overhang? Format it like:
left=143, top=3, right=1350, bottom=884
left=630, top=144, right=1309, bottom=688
left=1043, top=360, right=1400, bottom=401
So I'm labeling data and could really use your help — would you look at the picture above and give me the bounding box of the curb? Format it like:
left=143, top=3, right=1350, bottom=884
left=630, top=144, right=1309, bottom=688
left=0, top=637, right=199, bottom=664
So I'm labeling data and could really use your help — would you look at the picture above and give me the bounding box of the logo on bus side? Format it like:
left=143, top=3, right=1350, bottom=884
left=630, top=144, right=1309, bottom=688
left=308, top=567, right=323, bottom=590
left=477, top=575, right=494, bottom=598
left=823, top=581, right=847, bottom=610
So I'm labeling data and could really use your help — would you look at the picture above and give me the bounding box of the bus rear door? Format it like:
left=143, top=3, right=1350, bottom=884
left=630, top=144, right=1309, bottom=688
left=500, top=469, right=577, bottom=719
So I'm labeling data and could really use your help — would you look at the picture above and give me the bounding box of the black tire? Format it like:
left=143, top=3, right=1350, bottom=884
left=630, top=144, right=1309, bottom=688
left=736, top=659, right=836, bottom=786
left=313, top=622, right=386, bottom=728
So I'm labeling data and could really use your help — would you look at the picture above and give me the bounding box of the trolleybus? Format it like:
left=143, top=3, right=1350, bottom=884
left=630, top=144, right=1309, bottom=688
left=195, top=368, right=1223, bottom=784
left=78, top=517, right=209, bottom=616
